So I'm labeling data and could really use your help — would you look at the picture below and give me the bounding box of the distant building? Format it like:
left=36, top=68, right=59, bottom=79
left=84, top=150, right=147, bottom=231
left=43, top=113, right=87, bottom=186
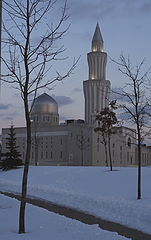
left=1, top=24, right=151, bottom=166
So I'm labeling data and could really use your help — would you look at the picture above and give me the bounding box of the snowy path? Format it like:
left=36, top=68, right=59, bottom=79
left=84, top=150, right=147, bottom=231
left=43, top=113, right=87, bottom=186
left=1, top=190, right=151, bottom=240
left=0, top=194, right=130, bottom=240
left=1, top=167, right=151, bottom=239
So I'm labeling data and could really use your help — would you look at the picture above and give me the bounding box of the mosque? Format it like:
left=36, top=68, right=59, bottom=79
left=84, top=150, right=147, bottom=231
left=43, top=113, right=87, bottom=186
left=1, top=24, right=151, bottom=166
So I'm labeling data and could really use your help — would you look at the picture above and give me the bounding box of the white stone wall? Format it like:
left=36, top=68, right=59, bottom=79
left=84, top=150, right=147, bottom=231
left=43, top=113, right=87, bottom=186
left=2, top=125, right=151, bottom=167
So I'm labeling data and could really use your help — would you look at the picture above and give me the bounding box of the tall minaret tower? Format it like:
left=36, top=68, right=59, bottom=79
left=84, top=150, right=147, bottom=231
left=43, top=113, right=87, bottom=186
left=83, top=23, right=110, bottom=125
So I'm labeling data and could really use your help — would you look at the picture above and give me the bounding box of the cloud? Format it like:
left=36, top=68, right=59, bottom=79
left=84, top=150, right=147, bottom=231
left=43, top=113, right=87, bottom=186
left=140, top=2, right=151, bottom=13
left=52, top=95, right=74, bottom=107
left=69, top=0, right=116, bottom=21
left=59, top=115, right=68, bottom=121
left=0, top=111, right=20, bottom=120
left=3, top=116, right=14, bottom=121
left=68, top=0, right=151, bottom=23
left=0, top=104, right=12, bottom=110
left=59, top=113, right=74, bottom=121
left=111, top=88, right=129, bottom=103
left=71, top=88, right=81, bottom=93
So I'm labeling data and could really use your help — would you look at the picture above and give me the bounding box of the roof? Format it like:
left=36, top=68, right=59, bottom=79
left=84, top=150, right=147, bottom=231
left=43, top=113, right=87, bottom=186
left=31, top=93, right=58, bottom=114
left=35, top=93, right=57, bottom=105
left=92, top=23, right=104, bottom=43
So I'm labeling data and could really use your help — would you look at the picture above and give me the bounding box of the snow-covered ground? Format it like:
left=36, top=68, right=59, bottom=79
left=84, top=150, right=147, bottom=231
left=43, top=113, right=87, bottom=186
left=0, top=194, right=128, bottom=240
left=0, top=166, right=151, bottom=238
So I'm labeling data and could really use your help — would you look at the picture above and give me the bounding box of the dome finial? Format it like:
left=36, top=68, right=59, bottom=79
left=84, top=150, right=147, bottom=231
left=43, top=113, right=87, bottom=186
left=92, top=23, right=104, bottom=52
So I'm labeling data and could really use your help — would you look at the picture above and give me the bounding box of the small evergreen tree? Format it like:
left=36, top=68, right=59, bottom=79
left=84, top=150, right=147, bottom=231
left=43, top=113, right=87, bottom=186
left=0, top=125, right=23, bottom=171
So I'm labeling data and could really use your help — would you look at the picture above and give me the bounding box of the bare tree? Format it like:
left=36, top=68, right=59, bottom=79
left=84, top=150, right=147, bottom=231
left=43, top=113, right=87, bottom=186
left=112, top=55, right=150, bottom=199
left=1, top=0, right=78, bottom=233
left=76, top=127, right=90, bottom=166
left=95, top=101, right=118, bottom=171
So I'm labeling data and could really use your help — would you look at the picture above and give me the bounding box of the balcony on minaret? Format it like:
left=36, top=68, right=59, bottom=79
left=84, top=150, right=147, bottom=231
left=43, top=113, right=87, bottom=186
left=92, top=41, right=103, bottom=52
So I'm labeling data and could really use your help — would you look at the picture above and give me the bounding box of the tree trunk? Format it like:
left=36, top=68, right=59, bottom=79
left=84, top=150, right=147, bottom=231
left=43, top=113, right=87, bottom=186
left=81, top=148, right=84, bottom=166
left=19, top=98, right=31, bottom=233
left=104, top=142, right=108, bottom=167
left=35, top=141, right=38, bottom=166
left=137, top=129, right=141, bottom=200
left=108, top=135, right=112, bottom=171
left=103, top=134, right=108, bottom=167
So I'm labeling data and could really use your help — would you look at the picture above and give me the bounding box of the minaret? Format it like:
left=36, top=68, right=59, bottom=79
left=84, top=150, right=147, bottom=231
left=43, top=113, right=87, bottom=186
left=83, top=23, right=111, bottom=125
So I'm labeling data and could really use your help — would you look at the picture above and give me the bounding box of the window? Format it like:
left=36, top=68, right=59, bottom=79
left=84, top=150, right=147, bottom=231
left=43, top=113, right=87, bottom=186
left=130, top=156, right=133, bottom=164
left=46, top=151, right=48, bottom=159
left=51, top=151, right=52, bottom=159
left=142, top=153, right=144, bottom=163
left=60, top=151, right=62, bottom=159
left=127, top=137, right=131, bottom=147
left=41, top=152, right=43, bottom=159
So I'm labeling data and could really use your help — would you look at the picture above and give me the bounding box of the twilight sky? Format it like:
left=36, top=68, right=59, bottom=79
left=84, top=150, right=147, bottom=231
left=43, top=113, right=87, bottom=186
left=0, top=0, right=151, bottom=133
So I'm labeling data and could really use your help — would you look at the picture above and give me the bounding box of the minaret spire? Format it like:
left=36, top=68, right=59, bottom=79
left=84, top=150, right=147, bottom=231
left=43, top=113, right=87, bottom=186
left=87, top=23, right=107, bottom=81
left=83, top=23, right=111, bottom=125
left=92, top=23, right=104, bottom=52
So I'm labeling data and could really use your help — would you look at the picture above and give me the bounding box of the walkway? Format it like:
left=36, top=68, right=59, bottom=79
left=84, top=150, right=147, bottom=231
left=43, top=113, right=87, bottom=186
left=0, top=190, right=151, bottom=240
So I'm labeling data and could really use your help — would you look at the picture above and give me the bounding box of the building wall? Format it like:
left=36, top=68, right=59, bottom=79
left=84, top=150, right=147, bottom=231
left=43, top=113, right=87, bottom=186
left=111, top=127, right=136, bottom=166
left=66, top=123, right=93, bottom=166
left=91, top=126, right=151, bottom=167
left=135, top=145, right=151, bottom=166
left=2, top=124, right=151, bottom=167
left=1, top=122, right=93, bottom=166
